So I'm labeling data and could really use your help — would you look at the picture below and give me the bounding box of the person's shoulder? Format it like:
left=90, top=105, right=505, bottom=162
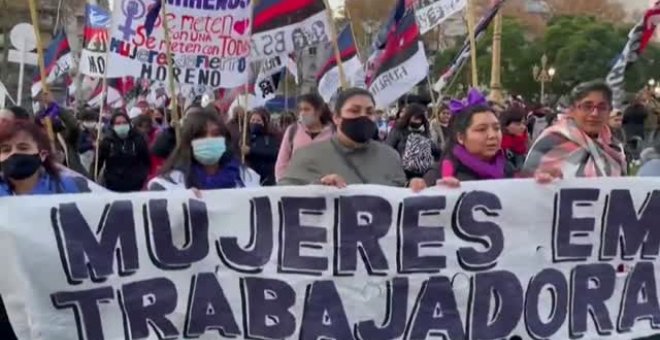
left=148, top=170, right=186, bottom=191
left=638, top=159, right=660, bottom=177
left=372, top=141, right=402, bottom=159
left=296, top=138, right=333, bottom=155
left=56, top=166, right=107, bottom=192
left=530, top=131, right=568, bottom=152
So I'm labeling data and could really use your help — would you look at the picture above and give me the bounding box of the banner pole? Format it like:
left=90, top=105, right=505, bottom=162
left=27, top=0, right=56, bottom=146
left=284, top=72, right=289, bottom=112
left=343, top=7, right=362, bottom=61
left=17, top=44, right=26, bottom=105
left=94, top=16, right=114, bottom=182
left=161, top=0, right=181, bottom=144
left=323, top=0, right=348, bottom=89
left=241, top=6, right=255, bottom=164
left=489, top=9, right=504, bottom=104
left=466, top=0, right=479, bottom=88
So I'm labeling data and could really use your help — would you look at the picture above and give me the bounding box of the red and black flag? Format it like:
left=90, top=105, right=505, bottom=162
left=316, top=24, right=363, bottom=102
left=367, top=5, right=428, bottom=107
left=251, top=0, right=330, bottom=60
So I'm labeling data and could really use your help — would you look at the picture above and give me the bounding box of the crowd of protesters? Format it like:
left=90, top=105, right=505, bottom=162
left=2, top=80, right=660, bottom=338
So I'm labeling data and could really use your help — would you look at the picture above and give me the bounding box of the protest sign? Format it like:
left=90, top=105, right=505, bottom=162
left=106, top=0, right=251, bottom=88
left=250, top=0, right=331, bottom=60
left=80, top=4, right=112, bottom=77
left=414, top=0, right=467, bottom=34
left=3, top=179, right=660, bottom=339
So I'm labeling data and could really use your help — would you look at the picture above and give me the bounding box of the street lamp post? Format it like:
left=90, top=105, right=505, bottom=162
left=533, top=54, right=555, bottom=104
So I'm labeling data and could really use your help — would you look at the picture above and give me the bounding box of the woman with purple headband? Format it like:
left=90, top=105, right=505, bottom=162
left=424, top=89, right=556, bottom=187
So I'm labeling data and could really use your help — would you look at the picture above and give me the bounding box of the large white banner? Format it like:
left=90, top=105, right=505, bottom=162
left=415, top=0, right=467, bottom=34
left=3, top=179, right=660, bottom=339
left=107, top=0, right=251, bottom=88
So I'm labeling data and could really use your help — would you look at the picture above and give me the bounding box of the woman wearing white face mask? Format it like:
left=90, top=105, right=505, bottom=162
left=95, top=112, right=151, bottom=192
left=148, top=110, right=249, bottom=191
left=275, top=93, right=334, bottom=182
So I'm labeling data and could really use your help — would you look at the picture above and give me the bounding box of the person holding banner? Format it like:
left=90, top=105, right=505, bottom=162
left=523, top=81, right=627, bottom=178
left=430, top=89, right=516, bottom=186
left=278, top=88, right=426, bottom=192
left=0, top=120, right=92, bottom=196
left=148, top=110, right=250, bottom=191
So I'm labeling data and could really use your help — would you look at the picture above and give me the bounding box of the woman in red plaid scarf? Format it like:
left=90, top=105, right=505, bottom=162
left=523, top=81, right=626, bottom=178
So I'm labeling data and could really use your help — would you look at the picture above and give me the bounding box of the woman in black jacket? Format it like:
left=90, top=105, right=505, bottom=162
left=96, top=112, right=151, bottom=192
left=243, top=107, right=280, bottom=186
left=386, top=103, right=439, bottom=179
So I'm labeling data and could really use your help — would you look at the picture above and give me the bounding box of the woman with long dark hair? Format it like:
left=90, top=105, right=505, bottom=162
left=275, top=93, right=334, bottom=181
left=0, top=120, right=93, bottom=195
left=148, top=110, right=248, bottom=191
left=0, top=120, right=98, bottom=340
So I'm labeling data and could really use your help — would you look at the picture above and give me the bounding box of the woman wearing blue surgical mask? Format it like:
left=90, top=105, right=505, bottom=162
left=148, top=110, right=246, bottom=191
left=95, top=112, right=151, bottom=192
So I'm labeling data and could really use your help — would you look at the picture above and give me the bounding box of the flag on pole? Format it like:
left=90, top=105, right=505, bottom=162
left=433, top=0, right=507, bottom=94
left=80, top=3, right=111, bottom=77
left=606, top=1, right=660, bottom=109
left=317, top=24, right=362, bottom=102
left=367, top=6, right=428, bottom=107
left=251, top=0, right=331, bottom=60
left=414, top=0, right=467, bottom=34
left=365, top=0, right=409, bottom=85
left=31, top=29, right=73, bottom=97
left=253, top=56, right=287, bottom=106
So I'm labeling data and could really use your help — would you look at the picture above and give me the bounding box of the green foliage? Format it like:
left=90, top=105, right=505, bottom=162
left=432, top=15, right=660, bottom=102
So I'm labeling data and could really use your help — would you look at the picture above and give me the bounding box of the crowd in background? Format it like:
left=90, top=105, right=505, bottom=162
left=2, top=80, right=660, bottom=199
left=3, top=80, right=660, bottom=338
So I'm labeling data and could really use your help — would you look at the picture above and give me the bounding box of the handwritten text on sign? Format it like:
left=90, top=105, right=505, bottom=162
left=2, top=181, right=660, bottom=339
left=107, top=0, right=251, bottom=87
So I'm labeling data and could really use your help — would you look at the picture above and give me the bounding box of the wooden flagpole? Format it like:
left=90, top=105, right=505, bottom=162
left=27, top=0, right=56, bottom=146
left=161, top=0, right=181, bottom=143
left=343, top=6, right=362, bottom=61
left=94, top=6, right=114, bottom=182
left=323, top=0, right=348, bottom=89
left=466, top=0, right=479, bottom=88
left=489, top=7, right=504, bottom=104
left=241, top=7, right=256, bottom=164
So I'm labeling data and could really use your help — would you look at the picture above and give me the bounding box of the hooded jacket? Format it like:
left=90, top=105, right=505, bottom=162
left=97, top=128, right=151, bottom=192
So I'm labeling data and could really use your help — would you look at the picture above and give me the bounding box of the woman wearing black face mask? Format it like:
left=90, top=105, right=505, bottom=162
left=0, top=120, right=92, bottom=196
left=243, top=107, right=280, bottom=186
left=279, top=88, right=426, bottom=192
left=386, top=103, right=439, bottom=179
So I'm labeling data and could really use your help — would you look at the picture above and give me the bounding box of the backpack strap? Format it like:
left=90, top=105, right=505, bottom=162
left=288, top=123, right=298, bottom=154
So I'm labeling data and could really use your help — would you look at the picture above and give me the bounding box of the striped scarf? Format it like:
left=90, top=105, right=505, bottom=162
left=525, top=117, right=626, bottom=178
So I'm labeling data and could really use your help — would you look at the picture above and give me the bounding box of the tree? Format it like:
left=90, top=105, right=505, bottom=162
left=432, top=14, right=660, bottom=102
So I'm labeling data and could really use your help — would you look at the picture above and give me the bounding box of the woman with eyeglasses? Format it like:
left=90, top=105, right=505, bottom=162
left=523, top=81, right=626, bottom=178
